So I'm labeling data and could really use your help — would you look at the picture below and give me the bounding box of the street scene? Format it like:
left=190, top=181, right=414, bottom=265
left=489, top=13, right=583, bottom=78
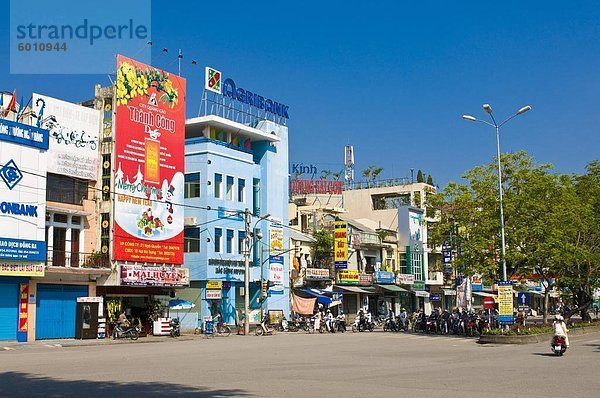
left=1, top=1, right=600, bottom=397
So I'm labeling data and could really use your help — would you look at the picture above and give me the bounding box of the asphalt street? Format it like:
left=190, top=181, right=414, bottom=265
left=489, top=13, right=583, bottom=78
left=2, top=330, right=599, bottom=397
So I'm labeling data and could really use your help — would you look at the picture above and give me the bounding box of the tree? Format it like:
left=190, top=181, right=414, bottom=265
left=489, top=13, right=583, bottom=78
left=428, top=152, right=600, bottom=322
left=362, top=165, right=383, bottom=187
left=311, top=229, right=334, bottom=269
left=426, top=174, right=434, bottom=186
left=417, top=169, right=424, bottom=183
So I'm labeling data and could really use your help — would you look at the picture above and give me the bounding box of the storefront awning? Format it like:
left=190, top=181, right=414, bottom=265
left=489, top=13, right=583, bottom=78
left=442, top=289, right=456, bottom=296
left=336, top=285, right=373, bottom=294
left=377, top=284, right=409, bottom=293
left=299, top=289, right=343, bottom=307
left=473, top=292, right=498, bottom=301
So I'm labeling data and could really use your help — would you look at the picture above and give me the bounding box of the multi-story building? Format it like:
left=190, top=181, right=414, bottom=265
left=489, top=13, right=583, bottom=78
left=179, top=68, right=290, bottom=326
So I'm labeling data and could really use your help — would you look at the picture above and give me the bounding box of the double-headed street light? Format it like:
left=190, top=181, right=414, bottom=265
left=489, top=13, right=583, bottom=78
left=244, top=210, right=271, bottom=335
left=462, top=104, right=531, bottom=282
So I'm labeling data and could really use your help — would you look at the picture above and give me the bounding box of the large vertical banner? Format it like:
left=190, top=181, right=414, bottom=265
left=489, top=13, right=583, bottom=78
left=334, top=221, right=348, bottom=269
left=113, top=55, right=186, bottom=264
left=32, top=94, right=100, bottom=180
left=497, top=281, right=514, bottom=324
left=269, top=219, right=284, bottom=256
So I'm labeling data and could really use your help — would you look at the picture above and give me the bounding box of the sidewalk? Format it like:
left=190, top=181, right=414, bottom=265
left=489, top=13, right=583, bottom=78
left=1, top=334, right=199, bottom=351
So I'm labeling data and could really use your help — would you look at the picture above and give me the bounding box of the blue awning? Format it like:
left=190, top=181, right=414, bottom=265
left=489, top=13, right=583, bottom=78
left=299, top=289, right=343, bottom=307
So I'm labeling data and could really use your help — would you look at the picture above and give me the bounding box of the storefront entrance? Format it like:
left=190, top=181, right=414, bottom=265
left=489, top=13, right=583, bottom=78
left=0, top=280, right=19, bottom=340
left=36, top=284, right=89, bottom=339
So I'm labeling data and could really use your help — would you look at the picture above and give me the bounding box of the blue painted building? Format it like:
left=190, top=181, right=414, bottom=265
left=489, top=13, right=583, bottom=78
left=182, top=114, right=290, bottom=325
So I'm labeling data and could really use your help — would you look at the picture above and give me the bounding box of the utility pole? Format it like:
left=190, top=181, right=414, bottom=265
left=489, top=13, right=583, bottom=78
left=243, top=208, right=251, bottom=335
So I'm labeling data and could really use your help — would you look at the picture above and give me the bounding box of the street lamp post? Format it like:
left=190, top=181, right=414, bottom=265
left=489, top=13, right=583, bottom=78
left=243, top=210, right=271, bottom=335
left=462, top=104, right=531, bottom=281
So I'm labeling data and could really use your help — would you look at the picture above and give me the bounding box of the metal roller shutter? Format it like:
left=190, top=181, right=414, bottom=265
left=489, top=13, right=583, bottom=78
left=0, top=282, right=19, bottom=340
left=36, top=284, right=88, bottom=339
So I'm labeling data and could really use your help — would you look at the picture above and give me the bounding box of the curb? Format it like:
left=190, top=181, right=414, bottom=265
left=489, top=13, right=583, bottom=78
left=478, top=324, right=600, bottom=345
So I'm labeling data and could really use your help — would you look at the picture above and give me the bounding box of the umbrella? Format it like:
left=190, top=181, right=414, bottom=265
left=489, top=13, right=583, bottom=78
left=169, top=299, right=196, bottom=310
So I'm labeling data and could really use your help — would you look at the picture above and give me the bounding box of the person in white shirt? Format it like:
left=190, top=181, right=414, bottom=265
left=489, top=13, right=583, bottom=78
left=552, top=314, right=569, bottom=347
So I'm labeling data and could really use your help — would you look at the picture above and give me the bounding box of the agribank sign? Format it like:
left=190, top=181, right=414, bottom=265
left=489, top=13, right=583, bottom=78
left=205, top=66, right=289, bottom=119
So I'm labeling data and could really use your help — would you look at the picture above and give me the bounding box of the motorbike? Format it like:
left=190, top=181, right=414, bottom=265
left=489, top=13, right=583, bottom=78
left=383, top=317, right=398, bottom=332
left=352, top=317, right=374, bottom=332
left=169, top=318, right=180, bottom=337
left=334, top=316, right=346, bottom=333
left=551, top=335, right=567, bottom=356
left=112, top=321, right=140, bottom=340
left=255, top=316, right=274, bottom=336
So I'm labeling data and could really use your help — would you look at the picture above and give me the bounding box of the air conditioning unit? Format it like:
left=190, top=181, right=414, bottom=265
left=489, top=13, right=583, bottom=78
left=184, top=217, right=197, bottom=226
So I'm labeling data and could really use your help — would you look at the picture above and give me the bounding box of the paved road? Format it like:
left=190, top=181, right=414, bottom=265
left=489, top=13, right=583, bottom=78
left=2, top=330, right=599, bottom=397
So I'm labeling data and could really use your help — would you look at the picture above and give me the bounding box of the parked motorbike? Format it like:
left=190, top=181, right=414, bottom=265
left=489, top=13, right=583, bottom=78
left=256, top=316, right=274, bottom=336
left=112, top=321, right=139, bottom=340
left=551, top=335, right=567, bottom=356
left=169, top=318, right=181, bottom=337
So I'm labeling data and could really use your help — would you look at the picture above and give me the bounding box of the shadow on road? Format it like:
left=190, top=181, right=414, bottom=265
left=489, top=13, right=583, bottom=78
left=532, top=353, right=559, bottom=357
left=0, top=372, right=252, bottom=397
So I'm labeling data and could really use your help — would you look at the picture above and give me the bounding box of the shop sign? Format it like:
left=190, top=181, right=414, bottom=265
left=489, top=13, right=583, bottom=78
left=396, top=273, right=414, bottom=285
left=290, top=179, right=343, bottom=195
left=206, top=280, right=222, bottom=290
left=217, top=207, right=243, bottom=221
left=359, top=273, right=373, bottom=286
left=305, top=268, right=330, bottom=280
left=18, top=283, right=28, bottom=332
left=0, top=262, right=44, bottom=277
left=269, top=256, right=284, bottom=286
left=32, top=93, right=100, bottom=180
left=334, top=221, right=348, bottom=269
left=429, top=293, right=441, bottom=301
left=337, top=269, right=359, bottom=285
left=222, top=77, right=289, bottom=119
left=498, top=281, right=514, bottom=324
left=0, top=118, right=49, bottom=150
left=412, top=281, right=425, bottom=290
left=205, top=289, right=222, bottom=300
left=375, top=271, right=394, bottom=284
left=113, top=55, right=186, bottom=265
left=120, top=265, right=189, bottom=287
left=269, top=219, right=284, bottom=256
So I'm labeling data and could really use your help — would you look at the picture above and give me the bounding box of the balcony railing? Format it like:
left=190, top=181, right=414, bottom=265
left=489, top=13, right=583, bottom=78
left=355, top=231, right=381, bottom=247
left=47, top=250, right=110, bottom=268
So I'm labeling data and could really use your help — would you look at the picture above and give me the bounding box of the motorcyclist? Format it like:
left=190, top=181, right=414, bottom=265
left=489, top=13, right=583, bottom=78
left=325, top=309, right=335, bottom=332
left=336, top=310, right=346, bottom=332
left=552, top=314, right=570, bottom=347
left=417, top=309, right=426, bottom=331
left=399, top=308, right=407, bottom=331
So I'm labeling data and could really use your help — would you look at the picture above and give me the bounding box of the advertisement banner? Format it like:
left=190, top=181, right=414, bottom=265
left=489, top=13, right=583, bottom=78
left=396, top=273, right=415, bottom=285
left=205, top=290, right=222, bottom=300
left=32, top=93, right=100, bottom=180
left=375, top=271, right=395, bottom=284
left=337, top=269, right=359, bottom=285
left=498, top=281, right=514, bottom=324
left=113, top=55, right=186, bottom=264
left=0, top=125, right=48, bottom=262
left=334, top=221, right=348, bottom=269
left=269, top=219, right=284, bottom=256
left=0, top=262, right=44, bottom=277
left=269, top=256, right=284, bottom=286
left=409, top=210, right=423, bottom=242
left=18, top=283, right=28, bottom=332
left=358, top=273, right=373, bottom=286
left=206, top=280, right=223, bottom=290
left=120, top=264, right=189, bottom=287
left=305, top=268, right=330, bottom=280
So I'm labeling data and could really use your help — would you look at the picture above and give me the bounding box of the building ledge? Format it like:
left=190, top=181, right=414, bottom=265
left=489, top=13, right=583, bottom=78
left=45, top=266, right=112, bottom=275
left=186, top=115, right=280, bottom=143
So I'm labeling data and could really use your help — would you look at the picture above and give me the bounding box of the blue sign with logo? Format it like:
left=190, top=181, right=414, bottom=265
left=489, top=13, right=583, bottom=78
left=217, top=207, right=244, bottom=221
left=429, top=293, right=441, bottom=301
left=222, top=78, right=289, bottom=119
left=0, top=237, right=46, bottom=261
left=375, top=271, right=395, bottom=284
left=0, top=119, right=49, bottom=150
left=517, top=292, right=530, bottom=306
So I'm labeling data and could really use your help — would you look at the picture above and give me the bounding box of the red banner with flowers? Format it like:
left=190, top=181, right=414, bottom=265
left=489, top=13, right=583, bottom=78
left=18, top=283, right=28, bottom=332
left=113, top=55, right=186, bottom=264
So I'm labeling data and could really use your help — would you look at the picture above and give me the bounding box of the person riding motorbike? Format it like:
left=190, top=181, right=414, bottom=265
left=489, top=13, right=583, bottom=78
left=325, top=309, right=335, bottom=332
left=399, top=308, right=408, bottom=330
left=552, top=314, right=570, bottom=347
left=336, top=311, right=346, bottom=332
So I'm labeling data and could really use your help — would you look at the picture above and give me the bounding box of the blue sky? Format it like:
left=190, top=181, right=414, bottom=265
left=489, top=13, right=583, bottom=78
left=1, top=1, right=598, bottom=187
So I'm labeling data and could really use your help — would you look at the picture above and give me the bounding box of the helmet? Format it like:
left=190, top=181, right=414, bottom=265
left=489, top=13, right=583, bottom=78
left=326, top=309, right=331, bottom=313
left=555, top=315, right=563, bottom=321
left=401, top=308, right=406, bottom=312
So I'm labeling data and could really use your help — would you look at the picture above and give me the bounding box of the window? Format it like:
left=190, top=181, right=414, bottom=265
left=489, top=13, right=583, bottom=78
left=226, top=229, right=234, bottom=254
left=226, top=176, right=234, bottom=200
left=70, top=229, right=80, bottom=267
left=47, top=213, right=84, bottom=267
left=52, top=227, right=67, bottom=266
left=184, top=227, right=200, bottom=253
left=238, top=231, right=246, bottom=255
left=237, top=178, right=245, bottom=202
left=214, top=173, right=222, bottom=198
left=46, top=173, right=88, bottom=205
left=214, top=228, right=222, bottom=253
left=185, top=173, right=201, bottom=198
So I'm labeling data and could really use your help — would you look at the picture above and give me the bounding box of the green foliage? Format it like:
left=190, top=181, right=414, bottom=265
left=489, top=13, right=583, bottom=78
left=362, top=165, right=384, bottom=187
left=311, top=229, right=334, bottom=268
left=428, top=152, right=599, bottom=317
left=417, top=169, right=424, bottom=183
left=426, top=174, right=434, bottom=185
